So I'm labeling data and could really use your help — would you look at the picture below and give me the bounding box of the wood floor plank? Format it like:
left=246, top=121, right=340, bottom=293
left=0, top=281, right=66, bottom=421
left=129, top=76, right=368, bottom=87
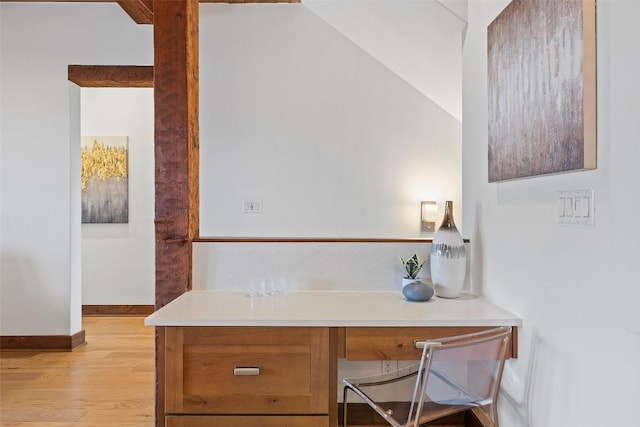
left=0, top=317, right=154, bottom=427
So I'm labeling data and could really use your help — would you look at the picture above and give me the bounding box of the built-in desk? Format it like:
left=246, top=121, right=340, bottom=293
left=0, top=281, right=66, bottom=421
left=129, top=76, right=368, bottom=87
left=146, top=290, right=521, bottom=427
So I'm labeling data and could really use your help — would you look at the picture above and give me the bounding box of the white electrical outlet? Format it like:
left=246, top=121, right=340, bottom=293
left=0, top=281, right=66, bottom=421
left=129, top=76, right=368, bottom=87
left=381, top=360, right=397, bottom=375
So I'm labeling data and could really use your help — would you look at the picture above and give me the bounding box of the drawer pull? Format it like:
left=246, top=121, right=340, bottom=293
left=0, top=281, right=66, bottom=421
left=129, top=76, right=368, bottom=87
left=233, top=367, right=261, bottom=376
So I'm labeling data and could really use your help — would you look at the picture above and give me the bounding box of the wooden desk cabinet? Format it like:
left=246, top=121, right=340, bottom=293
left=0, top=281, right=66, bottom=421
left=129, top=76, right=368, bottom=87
left=148, top=291, right=521, bottom=427
left=163, top=326, right=334, bottom=427
left=161, top=325, right=516, bottom=427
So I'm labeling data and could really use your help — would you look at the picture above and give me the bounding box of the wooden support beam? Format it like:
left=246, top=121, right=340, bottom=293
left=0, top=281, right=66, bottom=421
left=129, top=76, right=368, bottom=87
left=154, top=2, right=199, bottom=425
left=117, top=0, right=153, bottom=24
left=68, top=65, right=153, bottom=87
left=153, top=0, right=199, bottom=309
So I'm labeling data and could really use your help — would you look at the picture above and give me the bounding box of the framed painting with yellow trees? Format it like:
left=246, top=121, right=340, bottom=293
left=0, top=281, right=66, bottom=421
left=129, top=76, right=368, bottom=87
left=81, top=136, right=129, bottom=223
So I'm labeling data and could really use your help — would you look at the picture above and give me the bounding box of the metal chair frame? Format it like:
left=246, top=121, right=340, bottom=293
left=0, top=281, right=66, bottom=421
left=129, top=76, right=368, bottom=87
left=342, top=326, right=512, bottom=427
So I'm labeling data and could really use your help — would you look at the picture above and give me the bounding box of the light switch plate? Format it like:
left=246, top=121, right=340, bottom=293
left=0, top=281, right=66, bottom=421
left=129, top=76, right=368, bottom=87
left=242, top=199, right=263, bottom=213
left=557, top=190, right=594, bottom=227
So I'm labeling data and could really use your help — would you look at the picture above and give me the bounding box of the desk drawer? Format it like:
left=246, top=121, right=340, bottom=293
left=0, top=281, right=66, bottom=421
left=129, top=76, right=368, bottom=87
left=165, top=327, right=330, bottom=414
left=166, top=415, right=330, bottom=427
left=345, top=327, right=511, bottom=360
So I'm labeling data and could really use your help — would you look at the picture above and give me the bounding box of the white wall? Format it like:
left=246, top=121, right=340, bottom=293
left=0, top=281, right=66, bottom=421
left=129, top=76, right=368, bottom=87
left=463, top=1, right=640, bottom=425
left=193, top=241, right=439, bottom=292
left=1, top=2, right=463, bottom=336
left=0, top=3, right=151, bottom=335
left=199, top=4, right=462, bottom=238
left=81, top=88, right=155, bottom=305
left=303, top=0, right=466, bottom=120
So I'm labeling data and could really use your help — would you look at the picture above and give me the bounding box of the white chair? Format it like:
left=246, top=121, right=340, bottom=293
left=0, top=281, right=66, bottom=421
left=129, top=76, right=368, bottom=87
left=342, top=326, right=512, bottom=427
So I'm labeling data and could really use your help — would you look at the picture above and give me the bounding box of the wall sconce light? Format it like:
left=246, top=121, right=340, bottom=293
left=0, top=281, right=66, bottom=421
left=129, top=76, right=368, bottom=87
left=421, top=201, right=437, bottom=232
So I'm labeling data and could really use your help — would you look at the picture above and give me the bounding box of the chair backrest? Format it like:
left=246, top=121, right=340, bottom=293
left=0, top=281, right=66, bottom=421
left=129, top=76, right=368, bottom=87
left=409, top=326, right=512, bottom=426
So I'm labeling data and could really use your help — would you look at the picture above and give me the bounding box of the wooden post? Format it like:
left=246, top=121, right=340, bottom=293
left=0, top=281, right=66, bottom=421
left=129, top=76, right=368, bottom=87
left=153, top=0, right=199, bottom=309
left=154, top=2, right=198, bottom=425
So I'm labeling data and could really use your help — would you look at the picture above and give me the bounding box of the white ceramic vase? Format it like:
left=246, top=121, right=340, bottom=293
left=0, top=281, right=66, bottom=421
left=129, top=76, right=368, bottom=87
left=430, top=201, right=466, bottom=298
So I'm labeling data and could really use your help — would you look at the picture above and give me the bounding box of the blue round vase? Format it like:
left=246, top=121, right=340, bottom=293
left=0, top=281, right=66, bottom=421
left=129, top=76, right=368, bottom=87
left=402, top=280, right=434, bottom=302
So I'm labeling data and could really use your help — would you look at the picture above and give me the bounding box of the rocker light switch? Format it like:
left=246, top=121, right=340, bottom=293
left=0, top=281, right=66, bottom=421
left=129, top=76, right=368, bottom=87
left=242, top=199, right=262, bottom=213
left=557, top=190, right=595, bottom=227
left=557, top=197, right=565, bottom=217
left=565, top=197, right=573, bottom=216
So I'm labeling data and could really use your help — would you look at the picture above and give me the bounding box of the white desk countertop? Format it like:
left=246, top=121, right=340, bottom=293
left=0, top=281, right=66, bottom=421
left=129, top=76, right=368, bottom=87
left=144, top=290, right=522, bottom=328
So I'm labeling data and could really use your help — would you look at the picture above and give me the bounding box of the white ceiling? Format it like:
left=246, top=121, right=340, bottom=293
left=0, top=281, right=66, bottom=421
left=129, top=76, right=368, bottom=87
left=302, top=0, right=467, bottom=121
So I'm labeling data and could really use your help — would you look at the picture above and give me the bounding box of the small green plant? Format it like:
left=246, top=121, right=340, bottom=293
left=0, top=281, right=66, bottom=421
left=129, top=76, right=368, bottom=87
left=400, top=254, right=426, bottom=279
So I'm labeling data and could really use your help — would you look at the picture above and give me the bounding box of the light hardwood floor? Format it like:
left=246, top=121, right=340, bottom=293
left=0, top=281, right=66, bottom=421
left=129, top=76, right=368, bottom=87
left=1, top=317, right=155, bottom=427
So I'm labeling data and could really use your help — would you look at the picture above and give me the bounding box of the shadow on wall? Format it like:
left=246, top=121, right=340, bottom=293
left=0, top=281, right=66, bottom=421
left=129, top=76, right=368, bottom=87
left=0, top=250, right=66, bottom=334
left=82, top=223, right=130, bottom=239
left=499, top=328, right=578, bottom=427
left=500, top=328, right=537, bottom=427
left=470, top=203, right=485, bottom=296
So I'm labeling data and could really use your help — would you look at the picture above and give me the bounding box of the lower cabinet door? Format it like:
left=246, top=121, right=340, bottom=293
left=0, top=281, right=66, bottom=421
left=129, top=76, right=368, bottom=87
left=166, top=415, right=330, bottom=427
left=164, top=326, right=330, bottom=415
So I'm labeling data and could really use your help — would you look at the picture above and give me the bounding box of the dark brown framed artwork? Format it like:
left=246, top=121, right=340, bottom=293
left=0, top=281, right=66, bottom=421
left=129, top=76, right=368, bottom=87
left=487, top=0, right=597, bottom=182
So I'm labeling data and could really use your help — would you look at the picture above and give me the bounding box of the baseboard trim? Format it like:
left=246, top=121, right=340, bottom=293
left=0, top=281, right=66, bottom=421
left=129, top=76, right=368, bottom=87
left=82, top=304, right=155, bottom=316
left=1, top=329, right=86, bottom=352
